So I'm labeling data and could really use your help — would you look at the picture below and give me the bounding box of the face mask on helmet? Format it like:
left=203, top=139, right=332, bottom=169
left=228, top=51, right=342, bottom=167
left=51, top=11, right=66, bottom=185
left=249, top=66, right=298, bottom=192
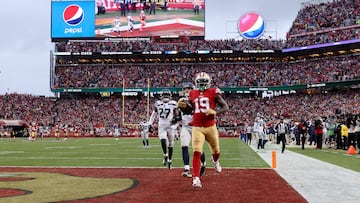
left=181, top=82, right=194, bottom=96
left=195, top=72, right=211, bottom=91
left=161, top=89, right=171, bottom=102
left=182, top=82, right=194, bottom=91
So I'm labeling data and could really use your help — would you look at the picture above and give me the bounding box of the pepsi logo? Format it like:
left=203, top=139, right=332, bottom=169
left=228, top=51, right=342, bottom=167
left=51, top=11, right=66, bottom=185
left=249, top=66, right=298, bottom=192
left=63, top=4, right=84, bottom=26
left=238, top=13, right=265, bottom=39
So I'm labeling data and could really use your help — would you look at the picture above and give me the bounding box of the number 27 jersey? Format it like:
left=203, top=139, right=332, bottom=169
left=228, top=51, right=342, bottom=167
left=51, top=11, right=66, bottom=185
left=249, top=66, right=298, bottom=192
left=188, top=88, right=219, bottom=127
left=155, top=100, right=177, bottom=126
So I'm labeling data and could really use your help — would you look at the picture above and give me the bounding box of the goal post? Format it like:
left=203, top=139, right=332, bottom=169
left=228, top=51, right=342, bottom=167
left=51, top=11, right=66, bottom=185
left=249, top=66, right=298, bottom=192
left=121, top=78, right=151, bottom=127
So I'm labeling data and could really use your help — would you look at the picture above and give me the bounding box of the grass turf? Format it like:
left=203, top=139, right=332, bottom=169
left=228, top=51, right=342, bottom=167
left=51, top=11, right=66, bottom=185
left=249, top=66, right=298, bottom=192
left=288, top=146, right=360, bottom=172
left=0, top=137, right=268, bottom=168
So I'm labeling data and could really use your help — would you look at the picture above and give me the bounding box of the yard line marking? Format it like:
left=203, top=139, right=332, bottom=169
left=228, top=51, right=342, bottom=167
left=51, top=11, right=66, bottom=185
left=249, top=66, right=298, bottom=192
left=0, top=151, right=24, bottom=154
left=45, top=147, right=81, bottom=149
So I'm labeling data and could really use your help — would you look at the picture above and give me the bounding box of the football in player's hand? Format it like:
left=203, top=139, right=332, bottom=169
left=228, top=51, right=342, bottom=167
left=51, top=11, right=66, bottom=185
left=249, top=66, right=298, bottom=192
left=178, top=99, right=193, bottom=115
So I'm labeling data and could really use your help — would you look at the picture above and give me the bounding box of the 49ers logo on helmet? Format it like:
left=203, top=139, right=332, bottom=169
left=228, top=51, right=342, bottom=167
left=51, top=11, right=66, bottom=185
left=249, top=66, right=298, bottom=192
left=63, top=4, right=84, bottom=26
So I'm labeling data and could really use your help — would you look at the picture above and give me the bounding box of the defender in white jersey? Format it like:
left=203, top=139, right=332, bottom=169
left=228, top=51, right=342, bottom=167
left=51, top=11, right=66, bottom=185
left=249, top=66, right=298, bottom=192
left=114, top=124, right=120, bottom=140
left=127, top=13, right=134, bottom=32
left=140, top=121, right=150, bottom=148
left=177, top=82, right=206, bottom=178
left=148, top=89, right=178, bottom=169
left=112, top=16, right=121, bottom=36
left=254, top=113, right=266, bottom=152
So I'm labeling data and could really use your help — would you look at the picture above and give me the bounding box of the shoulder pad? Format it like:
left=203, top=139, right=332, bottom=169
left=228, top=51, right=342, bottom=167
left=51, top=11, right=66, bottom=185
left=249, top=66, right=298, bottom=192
left=168, top=100, right=177, bottom=106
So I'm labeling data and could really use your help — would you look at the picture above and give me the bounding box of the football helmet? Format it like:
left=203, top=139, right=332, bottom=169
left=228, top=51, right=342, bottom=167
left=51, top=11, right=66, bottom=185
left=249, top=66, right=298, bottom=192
left=182, top=82, right=195, bottom=90
left=161, top=89, right=172, bottom=102
left=195, top=72, right=211, bottom=91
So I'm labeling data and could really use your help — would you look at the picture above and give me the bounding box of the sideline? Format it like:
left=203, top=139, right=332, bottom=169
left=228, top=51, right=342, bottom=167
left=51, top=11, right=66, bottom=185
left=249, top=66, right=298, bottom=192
left=249, top=143, right=360, bottom=203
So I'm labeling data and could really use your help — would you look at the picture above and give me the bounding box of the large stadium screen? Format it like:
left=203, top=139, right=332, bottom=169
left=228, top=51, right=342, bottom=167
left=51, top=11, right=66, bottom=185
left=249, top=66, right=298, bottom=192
left=51, top=0, right=205, bottom=41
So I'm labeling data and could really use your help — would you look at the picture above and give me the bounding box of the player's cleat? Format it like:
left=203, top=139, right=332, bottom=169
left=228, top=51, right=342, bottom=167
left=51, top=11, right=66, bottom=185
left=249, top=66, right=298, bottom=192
left=181, top=169, right=192, bottom=178
left=167, top=160, right=172, bottom=169
left=192, top=177, right=202, bottom=188
left=200, top=161, right=206, bottom=176
left=212, top=157, right=222, bottom=173
left=163, top=155, right=168, bottom=165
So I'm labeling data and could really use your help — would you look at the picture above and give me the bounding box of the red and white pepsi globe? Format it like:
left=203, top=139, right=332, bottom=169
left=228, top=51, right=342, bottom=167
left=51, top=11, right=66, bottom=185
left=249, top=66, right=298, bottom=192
left=238, top=13, right=265, bottom=39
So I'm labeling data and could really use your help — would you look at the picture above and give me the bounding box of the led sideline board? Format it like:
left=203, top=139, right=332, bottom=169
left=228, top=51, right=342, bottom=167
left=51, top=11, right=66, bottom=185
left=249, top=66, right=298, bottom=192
left=51, top=0, right=205, bottom=41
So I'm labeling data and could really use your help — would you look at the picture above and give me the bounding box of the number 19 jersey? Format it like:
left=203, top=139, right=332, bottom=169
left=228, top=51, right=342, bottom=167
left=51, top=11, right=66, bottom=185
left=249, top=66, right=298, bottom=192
left=188, top=88, right=220, bottom=127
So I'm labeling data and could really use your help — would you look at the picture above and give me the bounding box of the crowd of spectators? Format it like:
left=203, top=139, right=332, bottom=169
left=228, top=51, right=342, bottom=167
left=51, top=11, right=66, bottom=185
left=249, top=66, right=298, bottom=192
left=53, top=0, right=359, bottom=52
left=55, top=38, right=286, bottom=53
left=286, top=0, right=360, bottom=47
left=0, top=88, right=359, bottom=137
left=53, top=54, right=360, bottom=89
left=288, top=0, right=359, bottom=36
left=2, top=0, right=359, bottom=137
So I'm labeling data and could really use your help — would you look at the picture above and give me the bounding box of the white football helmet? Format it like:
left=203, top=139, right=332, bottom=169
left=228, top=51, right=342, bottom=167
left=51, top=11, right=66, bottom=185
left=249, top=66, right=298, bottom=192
left=195, top=72, right=211, bottom=91
left=161, top=89, right=172, bottom=102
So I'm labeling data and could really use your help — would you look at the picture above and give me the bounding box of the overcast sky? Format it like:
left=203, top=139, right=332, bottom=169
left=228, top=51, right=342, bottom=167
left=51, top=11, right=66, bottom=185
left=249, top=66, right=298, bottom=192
left=0, top=0, right=306, bottom=96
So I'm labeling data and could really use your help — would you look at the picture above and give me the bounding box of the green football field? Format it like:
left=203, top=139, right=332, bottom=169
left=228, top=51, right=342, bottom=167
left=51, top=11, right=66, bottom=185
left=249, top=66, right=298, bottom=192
left=1, top=137, right=359, bottom=173
left=289, top=147, right=360, bottom=172
left=0, top=137, right=268, bottom=168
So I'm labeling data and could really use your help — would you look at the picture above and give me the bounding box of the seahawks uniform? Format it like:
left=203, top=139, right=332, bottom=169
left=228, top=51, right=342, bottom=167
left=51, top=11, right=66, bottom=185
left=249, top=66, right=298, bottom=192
left=180, top=106, right=193, bottom=147
left=148, top=93, right=178, bottom=169
left=254, top=115, right=266, bottom=151
left=127, top=14, right=134, bottom=32
left=152, top=100, right=177, bottom=143
left=140, top=121, right=150, bottom=148
left=179, top=97, right=194, bottom=176
left=112, top=17, right=121, bottom=33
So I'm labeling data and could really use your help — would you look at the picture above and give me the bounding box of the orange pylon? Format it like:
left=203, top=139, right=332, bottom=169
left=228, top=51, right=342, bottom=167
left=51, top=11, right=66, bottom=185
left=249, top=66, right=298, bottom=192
left=347, top=145, right=357, bottom=155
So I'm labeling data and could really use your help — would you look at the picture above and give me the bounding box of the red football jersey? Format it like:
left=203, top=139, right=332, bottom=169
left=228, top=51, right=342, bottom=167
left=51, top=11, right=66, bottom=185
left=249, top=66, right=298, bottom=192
left=189, top=88, right=220, bottom=127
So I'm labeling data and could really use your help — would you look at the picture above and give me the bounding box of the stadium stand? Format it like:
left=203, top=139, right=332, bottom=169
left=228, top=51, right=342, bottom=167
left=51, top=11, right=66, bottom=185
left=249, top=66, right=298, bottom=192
left=1, top=0, right=360, bottom=140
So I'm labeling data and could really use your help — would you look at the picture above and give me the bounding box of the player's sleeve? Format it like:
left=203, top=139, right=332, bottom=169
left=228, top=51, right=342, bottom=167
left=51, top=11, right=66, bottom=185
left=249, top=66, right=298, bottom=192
left=148, top=102, right=159, bottom=125
left=215, top=88, right=222, bottom=95
left=148, top=110, right=157, bottom=125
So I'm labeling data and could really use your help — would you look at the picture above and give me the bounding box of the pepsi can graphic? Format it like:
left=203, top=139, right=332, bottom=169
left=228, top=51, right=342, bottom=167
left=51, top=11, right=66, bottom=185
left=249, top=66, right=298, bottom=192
left=238, top=13, right=265, bottom=39
left=51, top=1, right=95, bottom=39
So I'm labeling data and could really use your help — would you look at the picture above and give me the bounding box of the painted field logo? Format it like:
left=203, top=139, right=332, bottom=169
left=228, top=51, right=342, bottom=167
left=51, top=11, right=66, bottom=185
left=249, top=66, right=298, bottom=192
left=63, top=4, right=84, bottom=26
left=238, top=13, right=265, bottom=39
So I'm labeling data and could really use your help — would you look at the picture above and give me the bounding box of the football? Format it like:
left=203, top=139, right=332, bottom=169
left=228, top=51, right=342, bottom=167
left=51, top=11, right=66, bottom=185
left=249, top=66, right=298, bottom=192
left=178, top=99, right=193, bottom=115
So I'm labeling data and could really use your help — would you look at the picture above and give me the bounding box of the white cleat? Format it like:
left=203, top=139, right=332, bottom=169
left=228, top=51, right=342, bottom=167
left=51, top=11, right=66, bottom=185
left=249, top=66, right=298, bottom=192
left=192, top=177, right=202, bottom=188
left=181, top=170, right=192, bottom=178
left=212, top=157, right=222, bottom=173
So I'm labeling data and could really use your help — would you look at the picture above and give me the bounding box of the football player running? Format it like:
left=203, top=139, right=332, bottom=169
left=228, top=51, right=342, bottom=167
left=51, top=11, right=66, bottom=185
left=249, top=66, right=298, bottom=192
left=112, top=16, right=121, bottom=36
left=140, top=121, right=151, bottom=148
left=177, top=82, right=206, bottom=178
left=179, top=72, right=229, bottom=188
left=148, top=89, right=178, bottom=169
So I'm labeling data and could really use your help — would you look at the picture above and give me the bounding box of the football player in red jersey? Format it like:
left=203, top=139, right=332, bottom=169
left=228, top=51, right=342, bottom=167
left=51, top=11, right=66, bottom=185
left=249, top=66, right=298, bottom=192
left=183, top=72, right=229, bottom=188
left=139, top=10, right=146, bottom=31
left=177, top=82, right=207, bottom=178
